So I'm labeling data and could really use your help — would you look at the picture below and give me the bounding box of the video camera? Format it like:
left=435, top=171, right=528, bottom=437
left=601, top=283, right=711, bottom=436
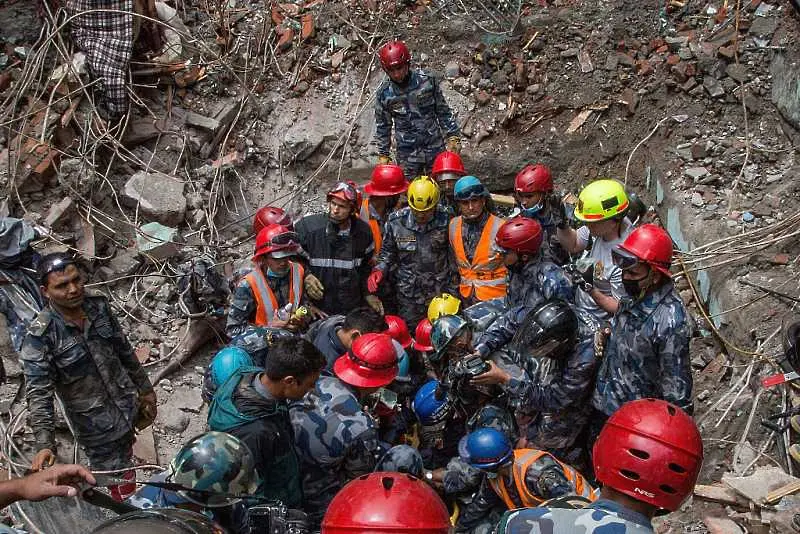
left=248, top=504, right=310, bottom=534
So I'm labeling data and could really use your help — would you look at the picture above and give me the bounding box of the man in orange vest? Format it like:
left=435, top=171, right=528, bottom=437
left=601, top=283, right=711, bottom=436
left=448, top=176, right=507, bottom=305
left=454, top=427, right=597, bottom=531
left=226, top=223, right=307, bottom=337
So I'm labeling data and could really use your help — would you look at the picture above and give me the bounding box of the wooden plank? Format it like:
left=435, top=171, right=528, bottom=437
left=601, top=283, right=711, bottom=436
left=764, top=479, right=800, bottom=504
left=694, top=484, right=749, bottom=507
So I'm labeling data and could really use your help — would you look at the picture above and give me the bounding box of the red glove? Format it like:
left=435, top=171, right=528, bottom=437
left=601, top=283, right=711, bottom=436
left=367, top=270, right=384, bottom=293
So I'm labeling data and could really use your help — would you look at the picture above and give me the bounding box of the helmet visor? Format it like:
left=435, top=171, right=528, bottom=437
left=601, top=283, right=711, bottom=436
left=611, top=247, right=639, bottom=270
left=438, top=172, right=462, bottom=182
left=455, top=183, right=488, bottom=201
left=329, top=182, right=358, bottom=203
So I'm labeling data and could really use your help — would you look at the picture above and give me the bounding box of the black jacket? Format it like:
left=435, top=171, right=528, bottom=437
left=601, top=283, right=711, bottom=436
left=295, top=214, right=374, bottom=314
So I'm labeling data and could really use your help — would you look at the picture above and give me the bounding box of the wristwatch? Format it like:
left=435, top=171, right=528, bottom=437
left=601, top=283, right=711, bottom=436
left=424, top=470, right=434, bottom=481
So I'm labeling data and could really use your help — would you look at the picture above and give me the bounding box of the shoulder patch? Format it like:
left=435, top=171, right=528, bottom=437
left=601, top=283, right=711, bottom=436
left=28, top=310, right=52, bottom=337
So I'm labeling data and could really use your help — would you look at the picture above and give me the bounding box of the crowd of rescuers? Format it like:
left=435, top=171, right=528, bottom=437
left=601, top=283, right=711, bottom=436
left=0, top=39, right=697, bottom=534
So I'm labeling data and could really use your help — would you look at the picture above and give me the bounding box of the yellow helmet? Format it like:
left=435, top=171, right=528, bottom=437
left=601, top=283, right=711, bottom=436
left=573, top=179, right=629, bottom=222
left=407, top=176, right=440, bottom=212
left=427, top=293, right=461, bottom=323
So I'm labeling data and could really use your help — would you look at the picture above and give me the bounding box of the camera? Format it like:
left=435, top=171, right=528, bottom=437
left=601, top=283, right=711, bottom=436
left=450, top=355, right=490, bottom=381
left=248, top=504, right=310, bottom=534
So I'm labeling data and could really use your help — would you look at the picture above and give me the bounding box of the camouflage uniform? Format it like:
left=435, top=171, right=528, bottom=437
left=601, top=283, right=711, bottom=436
left=289, top=375, right=381, bottom=525
left=375, top=205, right=456, bottom=327
left=374, top=69, right=461, bottom=178
left=495, top=499, right=654, bottom=534
left=374, top=444, right=424, bottom=478
left=592, top=281, right=693, bottom=418
left=0, top=218, right=43, bottom=355
left=21, top=295, right=152, bottom=467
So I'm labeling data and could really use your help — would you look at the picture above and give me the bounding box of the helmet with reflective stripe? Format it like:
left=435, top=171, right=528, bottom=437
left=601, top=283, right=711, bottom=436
left=614, top=224, right=673, bottom=277
left=384, top=314, right=413, bottom=349
left=333, top=332, right=398, bottom=388
left=458, top=428, right=513, bottom=471
left=496, top=217, right=543, bottom=255
left=454, top=175, right=489, bottom=201
left=412, top=380, right=452, bottom=425
left=412, top=318, right=434, bottom=352
left=432, top=151, right=466, bottom=179
left=253, top=205, right=292, bottom=235
left=253, top=224, right=299, bottom=260
left=322, top=472, right=450, bottom=533
left=366, top=164, right=409, bottom=196
left=378, top=40, right=411, bottom=70
left=573, top=179, right=629, bottom=222
left=427, top=292, right=461, bottom=323
left=593, top=399, right=703, bottom=511
left=168, top=431, right=259, bottom=508
left=209, top=347, right=254, bottom=389
left=407, top=176, right=440, bottom=212
left=514, top=164, right=553, bottom=194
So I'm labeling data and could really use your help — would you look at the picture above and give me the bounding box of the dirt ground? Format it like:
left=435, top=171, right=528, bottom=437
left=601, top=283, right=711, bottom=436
left=1, top=0, right=800, bottom=532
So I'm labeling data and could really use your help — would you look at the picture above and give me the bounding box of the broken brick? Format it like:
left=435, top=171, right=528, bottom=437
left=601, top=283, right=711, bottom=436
left=666, top=54, right=681, bottom=65
left=301, top=13, right=314, bottom=41
left=276, top=26, right=295, bottom=52
left=718, top=45, right=736, bottom=60
left=771, top=253, right=790, bottom=265
left=656, top=44, right=669, bottom=54
left=636, top=60, right=654, bottom=76
left=278, top=2, right=300, bottom=16
left=135, top=345, right=151, bottom=363
left=271, top=5, right=285, bottom=25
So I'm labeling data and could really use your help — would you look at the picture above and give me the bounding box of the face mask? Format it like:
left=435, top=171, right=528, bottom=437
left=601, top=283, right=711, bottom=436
left=266, top=267, right=289, bottom=280
left=520, top=203, right=544, bottom=219
left=484, top=471, right=499, bottom=480
left=623, top=273, right=650, bottom=300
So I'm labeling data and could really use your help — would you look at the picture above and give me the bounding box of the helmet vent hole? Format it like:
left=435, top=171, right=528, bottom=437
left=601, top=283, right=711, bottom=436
left=382, top=476, right=395, bottom=490
left=629, top=449, right=650, bottom=460
left=668, top=463, right=687, bottom=474
left=666, top=405, right=677, bottom=416
left=619, top=469, right=640, bottom=481
left=660, top=484, right=677, bottom=494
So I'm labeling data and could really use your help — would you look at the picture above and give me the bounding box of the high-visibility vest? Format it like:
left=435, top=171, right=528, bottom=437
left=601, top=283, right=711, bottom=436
left=449, top=214, right=508, bottom=301
left=245, top=262, right=304, bottom=326
left=489, top=449, right=598, bottom=509
left=359, top=198, right=383, bottom=255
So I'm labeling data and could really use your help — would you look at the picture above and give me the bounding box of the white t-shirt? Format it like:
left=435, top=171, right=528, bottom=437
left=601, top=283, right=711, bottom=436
left=574, top=218, right=633, bottom=331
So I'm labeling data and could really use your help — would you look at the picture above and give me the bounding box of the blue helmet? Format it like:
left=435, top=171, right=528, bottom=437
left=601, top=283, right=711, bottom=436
left=412, top=380, right=452, bottom=425
left=209, top=347, right=254, bottom=388
left=458, top=428, right=513, bottom=471
left=430, top=315, right=470, bottom=362
left=393, top=340, right=411, bottom=383
left=454, top=175, right=489, bottom=201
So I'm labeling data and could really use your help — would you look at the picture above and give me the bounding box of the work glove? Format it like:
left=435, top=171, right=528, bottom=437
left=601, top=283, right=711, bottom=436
left=31, top=449, right=56, bottom=472
left=365, top=294, right=384, bottom=315
left=554, top=195, right=570, bottom=230
left=446, top=136, right=461, bottom=154
left=304, top=273, right=325, bottom=301
left=135, top=389, right=158, bottom=430
left=378, top=155, right=392, bottom=165
left=367, top=269, right=384, bottom=293
left=568, top=258, right=597, bottom=292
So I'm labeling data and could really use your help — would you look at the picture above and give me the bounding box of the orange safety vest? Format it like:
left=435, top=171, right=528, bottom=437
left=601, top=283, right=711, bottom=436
left=359, top=198, right=383, bottom=256
left=448, top=214, right=508, bottom=301
left=489, top=449, right=598, bottom=509
left=245, top=262, right=304, bottom=326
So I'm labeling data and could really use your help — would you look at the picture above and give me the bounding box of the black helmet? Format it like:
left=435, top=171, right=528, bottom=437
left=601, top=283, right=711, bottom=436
left=509, top=300, right=577, bottom=361
left=91, top=509, right=223, bottom=534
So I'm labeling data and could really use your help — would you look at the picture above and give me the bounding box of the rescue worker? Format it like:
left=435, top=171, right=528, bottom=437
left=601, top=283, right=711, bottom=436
left=0, top=217, right=44, bottom=382
left=207, top=337, right=325, bottom=508
left=431, top=150, right=466, bottom=212
left=512, top=163, right=569, bottom=265
left=472, top=300, right=597, bottom=468
left=296, top=182, right=379, bottom=315
left=556, top=179, right=633, bottom=334
left=226, top=223, right=307, bottom=337
left=22, top=253, right=156, bottom=502
left=253, top=205, right=293, bottom=235
left=374, top=40, right=461, bottom=178
left=128, top=431, right=259, bottom=533
left=290, top=332, right=398, bottom=527
left=591, top=224, right=692, bottom=444
left=456, top=428, right=597, bottom=532
left=368, top=176, right=455, bottom=328
left=321, top=471, right=451, bottom=533
left=495, top=399, right=704, bottom=534
left=360, top=164, right=409, bottom=257
left=449, top=176, right=507, bottom=306
left=304, top=306, right=387, bottom=371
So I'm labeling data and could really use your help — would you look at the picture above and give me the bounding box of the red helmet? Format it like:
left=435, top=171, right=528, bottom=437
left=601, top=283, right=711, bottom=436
left=514, top=164, right=553, bottom=194
left=322, top=472, right=451, bottom=533
left=365, top=165, right=409, bottom=197
left=614, top=224, right=673, bottom=277
left=496, top=217, right=543, bottom=255
left=412, top=319, right=434, bottom=352
left=333, top=333, right=398, bottom=388
left=253, top=206, right=293, bottom=235
left=592, top=399, right=703, bottom=512
left=378, top=40, right=411, bottom=70
left=384, top=315, right=413, bottom=349
left=327, top=181, right=362, bottom=211
left=253, top=224, right=299, bottom=260
left=431, top=151, right=466, bottom=179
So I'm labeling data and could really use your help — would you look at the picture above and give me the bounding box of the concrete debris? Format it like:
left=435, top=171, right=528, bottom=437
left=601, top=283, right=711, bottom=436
left=107, top=248, right=142, bottom=277
left=43, top=197, right=75, bottom=229
left=136, top=222, right=180, bottom=261
left=722, top=466, right=800, bottom=505
left=702, top=516, right=744, bottom=534
left=122, top=171, right=187, bottom=226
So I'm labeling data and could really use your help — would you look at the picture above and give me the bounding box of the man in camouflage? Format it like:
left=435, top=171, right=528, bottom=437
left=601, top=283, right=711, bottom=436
left=368, top=176, right=456, bottom=328
left=374, top=40, right=461, bottom=178
left=590, top=225, right=693, bottom=445
left=22, top=253, right=156, bottom=501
